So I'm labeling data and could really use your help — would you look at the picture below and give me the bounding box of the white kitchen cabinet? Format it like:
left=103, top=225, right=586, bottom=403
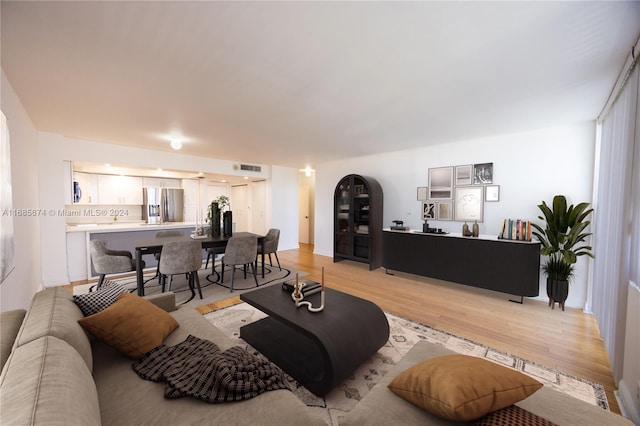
left=98, top=175, right=143, bottom=205
left=182, top=179, right=200, bottom=223
left=142, top=177, right=181, bottom=188
left=72, top=172, right=99, bottom=205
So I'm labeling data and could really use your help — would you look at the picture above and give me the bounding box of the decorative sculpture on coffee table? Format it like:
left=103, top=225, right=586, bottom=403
left=291, top=268, right=325, bottom=313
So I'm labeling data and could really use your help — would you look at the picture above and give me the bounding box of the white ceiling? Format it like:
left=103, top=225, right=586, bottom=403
left=2, top=1, right=639, bottom=170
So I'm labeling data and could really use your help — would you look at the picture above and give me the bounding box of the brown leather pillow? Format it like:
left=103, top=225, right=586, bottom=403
left=78, top=292, right=179, bottom=359
left=388, top=354, right=543, bottom=421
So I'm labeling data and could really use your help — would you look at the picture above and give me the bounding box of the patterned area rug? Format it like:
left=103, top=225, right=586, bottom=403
left=73, top=262, right=306, bottom=309
left=204, top=302, right=609, bottom=426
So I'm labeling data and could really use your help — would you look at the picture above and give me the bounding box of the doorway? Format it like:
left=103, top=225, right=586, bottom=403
left=299, top=172, right=315, bottom=244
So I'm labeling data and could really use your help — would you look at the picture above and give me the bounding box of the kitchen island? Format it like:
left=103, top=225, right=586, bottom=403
left=66, top=222, right=197, bottom=282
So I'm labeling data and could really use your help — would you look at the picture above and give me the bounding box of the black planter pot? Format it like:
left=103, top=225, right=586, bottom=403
left=547, top=278, right=569, bottom=311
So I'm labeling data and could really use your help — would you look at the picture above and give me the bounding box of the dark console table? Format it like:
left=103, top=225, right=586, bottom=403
left=382, top=230, right=541, bottom=301
left=240, top=285, right=389, bottom=396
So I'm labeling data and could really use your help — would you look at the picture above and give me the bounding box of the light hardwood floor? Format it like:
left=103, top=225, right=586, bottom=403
left=197, top=244, right=621, bottom=415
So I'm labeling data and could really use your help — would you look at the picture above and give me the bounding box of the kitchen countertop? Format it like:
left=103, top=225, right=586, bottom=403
left=66, top=222, right=197, bottom=233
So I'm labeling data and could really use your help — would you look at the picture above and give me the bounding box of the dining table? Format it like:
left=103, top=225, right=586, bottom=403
left=134, top=232, right=265, bottom=296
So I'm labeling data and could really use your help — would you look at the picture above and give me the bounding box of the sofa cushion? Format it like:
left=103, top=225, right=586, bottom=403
left=14, top=287, right=93, bottom=371
left=0, top=309, right=26, bottom=371
left=387, top=354, right=543, bottom=421
left=471, top=404, right=558, bottom=425
left=73, top=281, right=126, bottom=316
left=0, top=336, right=101, bottom=426
left=78, top=292, right=179, bottom=359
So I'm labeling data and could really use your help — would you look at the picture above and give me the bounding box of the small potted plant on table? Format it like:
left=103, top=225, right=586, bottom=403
left=531, top=195, right=594, bottom=311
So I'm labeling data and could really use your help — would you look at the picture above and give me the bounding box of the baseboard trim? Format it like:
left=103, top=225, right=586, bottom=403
left=616, top=379, right=639, bottom=424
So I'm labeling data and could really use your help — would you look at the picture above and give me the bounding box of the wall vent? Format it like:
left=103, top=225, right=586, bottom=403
left=239, top=164, right=261, bottom=172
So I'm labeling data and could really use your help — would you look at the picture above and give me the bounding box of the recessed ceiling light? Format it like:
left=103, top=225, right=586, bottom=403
left=104, top=163, right=111, bottom=167
left=170, top=139, right=182, bottom=150
left=299, top=166, right=315, bottom=177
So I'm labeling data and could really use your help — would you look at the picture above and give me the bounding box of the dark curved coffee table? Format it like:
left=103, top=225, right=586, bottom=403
left=240, top=284, right=389, bottom=396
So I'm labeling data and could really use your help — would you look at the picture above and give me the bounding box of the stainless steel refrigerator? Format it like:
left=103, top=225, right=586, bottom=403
left=142, top=188, right=184, bottom=224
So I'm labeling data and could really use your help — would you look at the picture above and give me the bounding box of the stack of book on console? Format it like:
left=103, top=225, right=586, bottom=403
left=282, top=279, right=322, bottom=296
left=498, top=218, right=532, bottom=241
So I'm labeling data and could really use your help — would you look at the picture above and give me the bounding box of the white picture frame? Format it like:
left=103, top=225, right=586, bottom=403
left=485, top=185, right=500, bottom=202
left=455, top=164, right=473, bottom=186
left=428, top=166, right=453, bottom=200
left=417, top=186, right=428, bottom=201
left=422, top=202, right=436, bottom=220
left=473, top=162, right=493, bottom=185
left=437, top=202, right=453, bottom=221
left=454, top=186, right=484, bottom=222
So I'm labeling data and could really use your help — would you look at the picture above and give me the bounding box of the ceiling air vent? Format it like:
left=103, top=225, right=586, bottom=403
left=239, top=164, right=261, bottom=172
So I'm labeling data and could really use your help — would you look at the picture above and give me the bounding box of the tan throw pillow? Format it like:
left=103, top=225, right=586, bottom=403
left=78, top=292, right=179, bottom=359
left=387, top=354, right=543, bottom=421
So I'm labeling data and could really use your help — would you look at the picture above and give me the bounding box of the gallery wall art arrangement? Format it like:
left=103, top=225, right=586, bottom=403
left=418, top=163, right=499, bottom=224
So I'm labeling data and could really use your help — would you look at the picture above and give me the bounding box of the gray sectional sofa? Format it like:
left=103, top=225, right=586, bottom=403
left=0, top=286, right=633, bottom=426
left=0, top=287, right=325, bottom=426
left=341, top=340, right=634, bottom=426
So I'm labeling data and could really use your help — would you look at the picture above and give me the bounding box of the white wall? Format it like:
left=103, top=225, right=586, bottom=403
left=618, top=282, right=640, bottom=423
left=270, top=165, right=300, bottom=251
left=0, top=71, right=43, bottom=310
left=315, top=122, right=596, bottom=308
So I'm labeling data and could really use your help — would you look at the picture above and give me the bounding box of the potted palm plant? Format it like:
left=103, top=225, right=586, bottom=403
left=531, top=195, right=594, bottom=311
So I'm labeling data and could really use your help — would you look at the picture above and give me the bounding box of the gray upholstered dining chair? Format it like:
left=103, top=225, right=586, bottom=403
left=205, top=245, right=226, bottom=277
left=158, top=239, right=203, bottom=300
left=90, top=240, right=142, bottom=290
left=150, top=230, right=185, bottom=280
left=221, top=234, right=259, bottom=292
left=257, top=228, right=281, bottom=271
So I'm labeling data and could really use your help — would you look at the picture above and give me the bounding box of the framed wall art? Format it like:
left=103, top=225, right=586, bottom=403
left=437, top=202, right=453, bottom=221
left=428, top=166, right=453, bottom=200
left=485, top=185, right=500, bottom=202
left=454, top=186, right=484, bottom=222
left=473, top=162, right=493, bottom=185
left=417, top=186, right=428, bottom=201
left=455, top=164, right=473, bottom=186
left=422, top=202, right=436, bottom=220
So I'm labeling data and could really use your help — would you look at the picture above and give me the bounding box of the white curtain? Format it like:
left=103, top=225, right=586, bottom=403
left=591, top=63, right=639, bottom=381
left=629, top=72, right=640, bottom=293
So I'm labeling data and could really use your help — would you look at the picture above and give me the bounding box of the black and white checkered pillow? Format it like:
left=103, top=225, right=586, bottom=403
left=74, top=281, right=126, bottom=316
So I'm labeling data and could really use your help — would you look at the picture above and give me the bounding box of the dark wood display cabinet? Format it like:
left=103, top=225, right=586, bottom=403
left=334, top=174, right=383, bottom=270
